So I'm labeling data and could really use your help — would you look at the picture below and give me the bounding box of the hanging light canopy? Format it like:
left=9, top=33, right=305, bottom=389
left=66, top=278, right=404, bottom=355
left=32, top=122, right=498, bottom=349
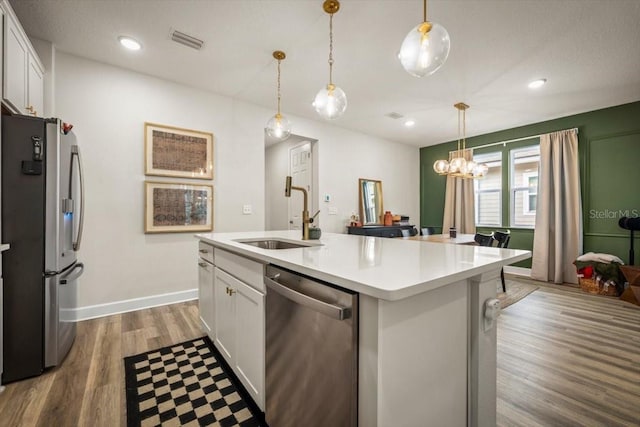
left=433, top=103, right=488, bottom=179
left=313, top=0, right=347, bottom=120
left=266, top=50, right=292, bottom=141
left=398, top=0, right=450, bottom=78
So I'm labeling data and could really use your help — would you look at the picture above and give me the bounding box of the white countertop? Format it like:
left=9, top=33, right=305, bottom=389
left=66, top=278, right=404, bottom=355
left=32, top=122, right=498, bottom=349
left=196, top=230, right=531, bottom=301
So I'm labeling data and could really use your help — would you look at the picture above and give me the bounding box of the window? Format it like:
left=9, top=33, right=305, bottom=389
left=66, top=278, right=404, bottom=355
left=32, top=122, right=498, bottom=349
left=510, top=146, right=540, bottom=228
left=473, top=152, right=502, bottom=227
left=471, top=143, right=540, bottom=229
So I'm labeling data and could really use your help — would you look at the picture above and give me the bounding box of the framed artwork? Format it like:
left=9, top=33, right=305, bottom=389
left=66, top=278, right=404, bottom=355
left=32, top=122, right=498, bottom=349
left=144, top=181, right=213, bottom=233
left=144, top=122, right=214, bottom=179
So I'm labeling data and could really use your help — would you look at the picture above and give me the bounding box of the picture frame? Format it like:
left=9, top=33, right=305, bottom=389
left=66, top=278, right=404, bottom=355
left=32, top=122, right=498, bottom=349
left=144, top=122, right=214, bottom=179
left=144, top=181, right=213, bottom=233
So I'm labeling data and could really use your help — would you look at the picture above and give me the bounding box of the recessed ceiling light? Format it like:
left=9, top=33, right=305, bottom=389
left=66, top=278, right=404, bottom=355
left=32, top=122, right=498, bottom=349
left=118, top=36, right=142, bottom=51
left=528, top=78, right=546, bottom=89
left=404, top=119, right=416, bottom=127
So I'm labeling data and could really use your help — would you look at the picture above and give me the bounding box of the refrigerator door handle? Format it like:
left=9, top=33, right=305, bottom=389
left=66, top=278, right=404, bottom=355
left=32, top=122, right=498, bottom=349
left=60, top=262, right=84, bottom=285
left=70, top=145, right=85, bottom=251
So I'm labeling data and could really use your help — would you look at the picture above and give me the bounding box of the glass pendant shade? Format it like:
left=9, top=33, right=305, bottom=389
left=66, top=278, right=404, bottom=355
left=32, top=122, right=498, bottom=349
left=474, top=163, right=489, bottom=178
left=313, top=84, right=347, bottom=120
left=399, top=21, right=450, bottom=77
left=464, top=160, right=477, bottom=175
left=266, top=113, right=291, bottom=140
left=433, top=159, right=449, bottom=174
left=449, top=156, right=466, bottom=174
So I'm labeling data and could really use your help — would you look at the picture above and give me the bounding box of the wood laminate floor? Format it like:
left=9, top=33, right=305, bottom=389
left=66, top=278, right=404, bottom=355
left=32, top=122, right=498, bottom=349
left=497, top=285, right=640, bottom=427
left=0, top=301, right=202, bottom=427
left=0, top=286, right=638, bottom=427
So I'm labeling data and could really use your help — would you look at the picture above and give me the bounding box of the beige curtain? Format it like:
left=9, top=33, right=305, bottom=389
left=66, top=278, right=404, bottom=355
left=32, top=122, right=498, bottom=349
left=531, top=129, right=582, bottom=284
left=442, top=149, right=476, bottom=234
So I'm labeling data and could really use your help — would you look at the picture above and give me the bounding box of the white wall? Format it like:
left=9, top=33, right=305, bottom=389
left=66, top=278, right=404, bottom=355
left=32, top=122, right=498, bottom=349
left=265, top=127, right=420, bottom=233
left=265, top=135, right=318, bottom=231
left=290, top=119, right=420, bottom=233
left=54, top=51, right=419, bottom=310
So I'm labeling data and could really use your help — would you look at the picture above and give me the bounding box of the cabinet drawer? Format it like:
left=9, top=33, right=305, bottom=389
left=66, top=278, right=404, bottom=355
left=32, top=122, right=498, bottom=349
left=198, top=241, right=214, bottom=264
left=215, top=248, right=264, bottom=292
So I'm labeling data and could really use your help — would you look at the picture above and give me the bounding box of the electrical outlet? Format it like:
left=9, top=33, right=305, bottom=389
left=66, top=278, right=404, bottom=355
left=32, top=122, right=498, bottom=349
left=328, top=207, right=338, bottom=215
left=242, top=204, right=252, bottom=215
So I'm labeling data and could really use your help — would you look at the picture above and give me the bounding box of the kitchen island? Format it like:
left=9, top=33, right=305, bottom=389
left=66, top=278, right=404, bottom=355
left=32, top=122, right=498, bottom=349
left=196, top=230, right=531, bottom=427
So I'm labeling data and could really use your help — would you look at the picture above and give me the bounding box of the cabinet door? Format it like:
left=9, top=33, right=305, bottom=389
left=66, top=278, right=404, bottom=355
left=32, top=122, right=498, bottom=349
left=3, top=13, right=27, bottom=114
left=197, top=259, right=214, bottom=337
left=214, top=268, right=236, bottom=366
left=27, top=54, right=43, bottom=117
left=234, top=279, right=265, bottom=410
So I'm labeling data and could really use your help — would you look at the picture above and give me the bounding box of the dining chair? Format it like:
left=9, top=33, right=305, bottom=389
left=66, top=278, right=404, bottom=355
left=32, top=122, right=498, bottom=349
left=474, top=232, right=494, bottom=246
left=492, top=230, right=511, bottom=293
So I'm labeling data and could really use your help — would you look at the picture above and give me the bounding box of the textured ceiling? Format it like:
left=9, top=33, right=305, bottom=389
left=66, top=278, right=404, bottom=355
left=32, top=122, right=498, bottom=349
left=10, top=0, right=640, bottom=147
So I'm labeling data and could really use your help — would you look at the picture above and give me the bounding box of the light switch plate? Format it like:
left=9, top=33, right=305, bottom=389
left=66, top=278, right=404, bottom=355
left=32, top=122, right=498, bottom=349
left=243, top=204, right=252, bottom=215
left=324, top=194, right=331, bottom=202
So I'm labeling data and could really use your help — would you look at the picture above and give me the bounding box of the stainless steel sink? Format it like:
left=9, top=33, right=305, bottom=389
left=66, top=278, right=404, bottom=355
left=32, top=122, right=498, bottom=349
left=235, top=238, right=317, bottom=250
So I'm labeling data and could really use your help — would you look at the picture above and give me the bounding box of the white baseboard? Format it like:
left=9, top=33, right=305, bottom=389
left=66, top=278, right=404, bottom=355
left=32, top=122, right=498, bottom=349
left=503, top=266, right=531, bottom=277
left=65, top=288, right=198, bottom=321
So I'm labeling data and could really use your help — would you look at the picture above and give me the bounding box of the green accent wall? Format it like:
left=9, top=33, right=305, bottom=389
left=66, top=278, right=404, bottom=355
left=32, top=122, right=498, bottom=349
left=420, top=101, right=640, bottom=268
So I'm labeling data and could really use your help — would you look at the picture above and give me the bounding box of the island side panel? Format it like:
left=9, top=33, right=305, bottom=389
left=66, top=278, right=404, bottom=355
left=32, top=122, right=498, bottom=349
left=468, top=270, right=500, bottom=427
left=373, top=279, right=469, bottom=427
left=358, top=294, right=380, bottom=427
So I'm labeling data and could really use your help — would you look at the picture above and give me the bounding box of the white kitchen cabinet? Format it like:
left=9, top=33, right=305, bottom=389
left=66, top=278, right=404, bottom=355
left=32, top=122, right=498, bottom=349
left=197, top=257, right=215, bottom=339
left=27, top=54, right=43, bottom=116
left=214, top=268, right=235, bottom=363
left=1, top=0, right=44, bottom=116
left=232, top=275, right=264, bottom=406
left=213, top=255, right=265, bottom=411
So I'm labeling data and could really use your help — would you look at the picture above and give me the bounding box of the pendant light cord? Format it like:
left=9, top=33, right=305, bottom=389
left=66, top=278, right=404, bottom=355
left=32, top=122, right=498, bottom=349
left=423, top=0, right=427, bottom=22
left=462, top=107, right=466, bottom=153
left=276, top=59, right=282, bottom=115
left=329, top=12, right=334, bottom=85
left=457, top=108, right=462, bottom=154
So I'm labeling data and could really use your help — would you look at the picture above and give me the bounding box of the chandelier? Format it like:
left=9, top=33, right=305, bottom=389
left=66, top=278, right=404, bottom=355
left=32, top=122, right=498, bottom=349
left=433, top=103, right=488, bottom=179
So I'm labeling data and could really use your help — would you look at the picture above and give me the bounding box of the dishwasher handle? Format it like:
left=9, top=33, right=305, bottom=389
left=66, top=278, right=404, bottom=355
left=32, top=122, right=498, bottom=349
left=265, top=275, right=351, bottom=320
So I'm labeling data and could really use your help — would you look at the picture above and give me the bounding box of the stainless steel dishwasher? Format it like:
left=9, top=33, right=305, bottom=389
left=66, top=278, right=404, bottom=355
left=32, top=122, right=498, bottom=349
left=264, top=265, right=358, bottom=427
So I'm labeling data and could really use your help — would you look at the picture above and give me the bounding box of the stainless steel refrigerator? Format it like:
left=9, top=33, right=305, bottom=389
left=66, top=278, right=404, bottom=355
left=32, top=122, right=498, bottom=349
left=1, top=114, right=85, bottom=383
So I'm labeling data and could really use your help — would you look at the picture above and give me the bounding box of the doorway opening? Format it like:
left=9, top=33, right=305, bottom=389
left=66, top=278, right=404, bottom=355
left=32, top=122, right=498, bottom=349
left=265, top=133, right=318, bottom=231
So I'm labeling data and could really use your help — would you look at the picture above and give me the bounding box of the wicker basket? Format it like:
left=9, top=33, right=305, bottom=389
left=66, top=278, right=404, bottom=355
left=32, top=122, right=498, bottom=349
left=579, top=276, right=600, bottom=294
left=599, top=281, right=619, bottom=296
left=578, top=276, right=619, bottom=296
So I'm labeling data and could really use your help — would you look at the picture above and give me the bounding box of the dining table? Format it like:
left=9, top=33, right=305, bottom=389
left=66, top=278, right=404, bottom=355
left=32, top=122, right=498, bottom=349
left=408, top=233, right=477, bottom=245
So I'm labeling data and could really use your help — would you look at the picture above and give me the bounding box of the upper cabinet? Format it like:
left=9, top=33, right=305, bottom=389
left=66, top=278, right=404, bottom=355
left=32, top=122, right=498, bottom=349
left=1, top=0, right=44, bottom=117
left=27, top=52, right=44, bottom=116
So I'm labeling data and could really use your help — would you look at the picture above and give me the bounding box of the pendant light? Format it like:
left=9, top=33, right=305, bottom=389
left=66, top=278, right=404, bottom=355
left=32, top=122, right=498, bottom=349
left=313, top=0, right=347, bottom=120
left=398, top=0, right=450, bottom=78
left=433, top=103, right=488, bottom=179
left=265, top=50, right=292, bottom=141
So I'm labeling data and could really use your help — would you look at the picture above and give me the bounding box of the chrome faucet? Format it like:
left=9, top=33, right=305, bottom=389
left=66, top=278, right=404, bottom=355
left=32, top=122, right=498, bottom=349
left=285, top=176, right=310, bottom=240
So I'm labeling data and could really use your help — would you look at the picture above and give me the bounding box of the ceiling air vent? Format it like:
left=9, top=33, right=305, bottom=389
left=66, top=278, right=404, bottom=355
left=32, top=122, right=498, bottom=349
left=385, top=112, right=404, bottom=120
left=170, top=29, right=204, bottom=50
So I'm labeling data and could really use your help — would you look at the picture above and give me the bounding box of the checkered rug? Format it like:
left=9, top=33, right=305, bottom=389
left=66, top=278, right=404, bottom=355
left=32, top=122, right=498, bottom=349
left=124, top=337, right=264, bottom=427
